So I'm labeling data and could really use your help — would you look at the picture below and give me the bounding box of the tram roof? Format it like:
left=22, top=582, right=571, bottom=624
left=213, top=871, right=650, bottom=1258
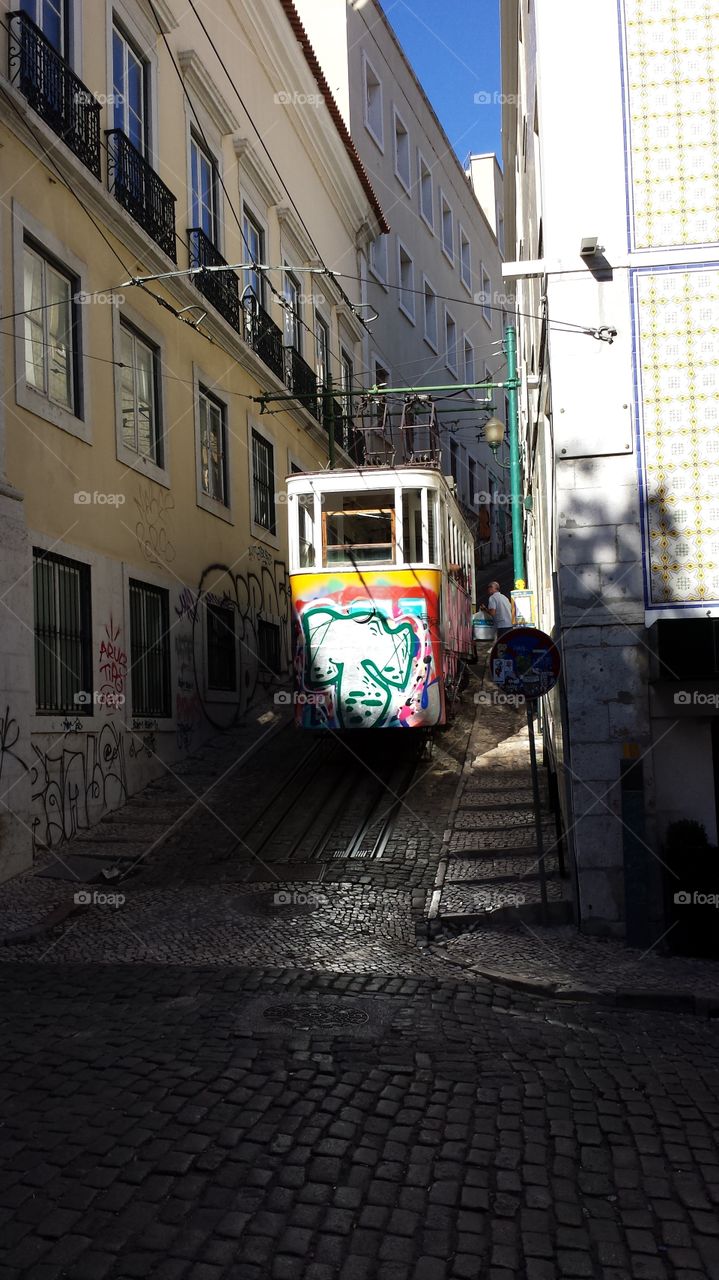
left=285, top=467, right=455, bottom=492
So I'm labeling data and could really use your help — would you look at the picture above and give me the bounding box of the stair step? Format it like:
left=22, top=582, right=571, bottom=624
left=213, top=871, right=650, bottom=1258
left=439, top=900, right=573, bottom=931
left=446, top=854, right=560, bottom=882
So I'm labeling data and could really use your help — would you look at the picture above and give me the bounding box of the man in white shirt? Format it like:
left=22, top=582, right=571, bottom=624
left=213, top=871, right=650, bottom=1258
left=483, top=581, right=513, bottom=636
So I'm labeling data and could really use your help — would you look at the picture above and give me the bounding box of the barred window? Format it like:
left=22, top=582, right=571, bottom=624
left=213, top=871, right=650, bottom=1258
left=129, top=579, right=170, bottom=717
left=33, top=549, right=92, bottom=714
left=252, top=429, right=276, bottom=533
left=207, top=602, right=237, bottom=691
left=258, top=619, right=281, bottom=675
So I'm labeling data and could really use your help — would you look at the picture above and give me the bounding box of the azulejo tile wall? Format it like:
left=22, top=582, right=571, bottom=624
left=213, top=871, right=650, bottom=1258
left=623, top=0, right=719, bottom=250
left=634, top=266, right=719, bottom=608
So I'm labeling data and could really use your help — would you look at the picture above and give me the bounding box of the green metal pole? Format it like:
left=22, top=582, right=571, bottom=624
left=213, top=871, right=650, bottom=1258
left=325, top=372, right=336, bottom=469
left=505, top=325, right=525, bottom=589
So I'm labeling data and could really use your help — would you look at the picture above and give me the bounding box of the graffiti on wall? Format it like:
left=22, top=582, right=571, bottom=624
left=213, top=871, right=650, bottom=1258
left=31, top=722, right=127, bottom=850
left=292, top=570, right=443, bottom=729
left=98, top=618, right=128, bottom=711
left=0, top=706, right=28, bottom=793
left=171, top=551, right=290, bottom=735
left=135, top=483, right=176, bottom=566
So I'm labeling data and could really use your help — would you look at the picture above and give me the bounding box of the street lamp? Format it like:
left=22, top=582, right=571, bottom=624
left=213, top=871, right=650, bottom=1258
left=482, top=416, right=506, bottom=454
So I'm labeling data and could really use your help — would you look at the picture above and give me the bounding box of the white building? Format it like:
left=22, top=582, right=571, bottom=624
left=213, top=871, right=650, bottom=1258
left=294, top=0, right=511, bottom=573
left=502, top=0, right=719, bottom=937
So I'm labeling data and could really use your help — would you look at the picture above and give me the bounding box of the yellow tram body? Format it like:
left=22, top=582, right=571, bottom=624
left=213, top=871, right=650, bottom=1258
left=286, top=468, right=475, bottom=729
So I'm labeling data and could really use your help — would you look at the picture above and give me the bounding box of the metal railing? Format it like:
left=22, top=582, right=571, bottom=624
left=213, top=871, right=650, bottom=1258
left=188, top=227, right=240, bottom=332
left=106, top=128, right=177, bottom=260
left=8, top=10, right=101, bottom=179
left=242, top=297, right=285, bottom=382
left=284, top=346, right=319, bottom=420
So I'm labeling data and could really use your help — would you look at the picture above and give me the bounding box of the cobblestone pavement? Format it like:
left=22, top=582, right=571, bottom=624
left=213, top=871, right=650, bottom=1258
left=2, top=962, right=719, bottom=1280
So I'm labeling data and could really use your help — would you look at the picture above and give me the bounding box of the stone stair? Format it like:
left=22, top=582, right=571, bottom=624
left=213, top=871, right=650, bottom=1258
left=433, top=713, right=573, bottom=933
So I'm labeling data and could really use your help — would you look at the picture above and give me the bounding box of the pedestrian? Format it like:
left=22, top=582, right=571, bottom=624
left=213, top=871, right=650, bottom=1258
left=482, top=581, right=513, bottom=636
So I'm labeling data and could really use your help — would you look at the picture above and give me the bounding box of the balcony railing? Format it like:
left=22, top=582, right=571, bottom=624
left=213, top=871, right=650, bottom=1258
left=188, top=227, right=240, bottom=332
left=106, top=128, right=176, bottom=260
left=242, top=297, right=285, bottom=383
left=8, top=10, right=101, bottom=179
left=284, top=346, right=319, bottom=420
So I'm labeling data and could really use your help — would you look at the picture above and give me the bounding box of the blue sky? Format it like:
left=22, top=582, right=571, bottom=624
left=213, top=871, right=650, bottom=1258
left=384, top=0, right=502, bottom=165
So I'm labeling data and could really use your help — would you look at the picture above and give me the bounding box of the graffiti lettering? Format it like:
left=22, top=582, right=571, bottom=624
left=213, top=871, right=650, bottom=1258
left=0, top=706, right=29, bottom=795
left=31, top=723, right=127, bottom=851
left=135, top=483, right=176, bottom=566
left=98, top=617, right=128, bottom=711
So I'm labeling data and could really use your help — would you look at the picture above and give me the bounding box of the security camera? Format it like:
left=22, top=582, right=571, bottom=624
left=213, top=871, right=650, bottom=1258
left=580, top=236, right=602, bottom=257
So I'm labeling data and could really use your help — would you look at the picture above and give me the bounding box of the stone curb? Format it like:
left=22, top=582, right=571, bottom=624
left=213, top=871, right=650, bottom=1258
left=425, top=946, right=719, bottom=1017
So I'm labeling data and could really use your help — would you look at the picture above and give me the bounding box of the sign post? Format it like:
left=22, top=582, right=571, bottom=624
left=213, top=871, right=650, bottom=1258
left=488, top=626, right=561, bottom=925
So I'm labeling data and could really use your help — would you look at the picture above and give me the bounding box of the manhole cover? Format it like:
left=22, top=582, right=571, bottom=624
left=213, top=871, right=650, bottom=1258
left=262, top=1003, right=370, bottom=1030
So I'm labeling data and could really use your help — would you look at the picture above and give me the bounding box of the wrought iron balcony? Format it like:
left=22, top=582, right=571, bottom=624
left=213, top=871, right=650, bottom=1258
left=188, top=227, right=240, bottom=332
left=242, top=297, right=285, bottom=382
left=106, top=129, right=177, bottom=260
left=284, top=346, right=319, bottom=420
left=8, top=10, right=101, bottom=179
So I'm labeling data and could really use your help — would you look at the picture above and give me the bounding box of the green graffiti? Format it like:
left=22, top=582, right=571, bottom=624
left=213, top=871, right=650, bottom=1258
left=301, top=605, right=415, bottom=727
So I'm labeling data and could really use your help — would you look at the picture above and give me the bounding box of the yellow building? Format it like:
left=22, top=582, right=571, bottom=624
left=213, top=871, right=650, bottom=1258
left=0, top=0, right=386, bottom=879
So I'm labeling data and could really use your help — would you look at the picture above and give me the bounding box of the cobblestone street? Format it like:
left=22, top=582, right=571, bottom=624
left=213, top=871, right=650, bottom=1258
left=2, top=692, right=719, bottom=1278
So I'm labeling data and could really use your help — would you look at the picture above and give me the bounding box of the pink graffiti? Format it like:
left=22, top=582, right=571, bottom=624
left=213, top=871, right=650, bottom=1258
left=98, top=618, right=127, bottom=712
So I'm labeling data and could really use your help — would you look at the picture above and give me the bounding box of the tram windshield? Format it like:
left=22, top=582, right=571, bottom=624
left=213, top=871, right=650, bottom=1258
left=323, top=491, right=395, bottom=566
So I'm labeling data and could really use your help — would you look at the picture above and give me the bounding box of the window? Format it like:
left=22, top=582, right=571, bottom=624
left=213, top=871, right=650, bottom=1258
left=323, top=491, right=395, bottom=567
left=129, top=579, right=171, bottom=717
left=199, top=386, right=227, bottom=505
left=33, top=549, right=91, bottom=715
left=120, top=322, right=161, bottom=463
left=418, top=154, right=433, bottom=228
left=445, top=309, right=457, bottom=373
left=481, top=265, right=492, bottom=323
left=207, top=602, right=237, bottom=691
left=393, top=108, right=410, bottom=189
left=23, top=241, right=78, bottom=414
left=459, top=228, right=472, bottom=291
left=450, top=439, right=459, bottom=484
left=340, top=347, right=354, bottom=422
left=369, top=235, right=388, bottom=284
left=20, top=0, right=66, bottom=52
left=252, top=429, right=276, bottom=534
left=112, top=23, right=147, bottom=154
left=464, top=336, right=475, bottom=388
left=315, top=313, right=329, bottom=390
left=258, top=619, right=281, bottom=675
left=440, top=193, right=453, bottom=261
left=297, top=493, right=316, bottom=569
left=242, top=208, right=264, bottom=305
left=398, top=243, right=415, bottom=321
left=423, top=278, right=438, bottom=350
left=283, top=268, right=301, bottom=351
left=190, top=134, right=218, bottom=244
left=363, top=53, right=383, bottom=148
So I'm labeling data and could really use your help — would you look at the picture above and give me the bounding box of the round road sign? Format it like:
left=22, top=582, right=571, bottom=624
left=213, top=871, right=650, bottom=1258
left=489, top=626, right=561, bottom=699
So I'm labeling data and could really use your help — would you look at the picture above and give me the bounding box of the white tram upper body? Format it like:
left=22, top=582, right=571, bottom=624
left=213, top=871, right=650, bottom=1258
left=286, top=467, right=475, bottom=729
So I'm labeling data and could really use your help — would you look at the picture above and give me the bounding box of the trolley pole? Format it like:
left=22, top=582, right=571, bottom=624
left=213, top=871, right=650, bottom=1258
left=505, top=325, right=526, bottom=590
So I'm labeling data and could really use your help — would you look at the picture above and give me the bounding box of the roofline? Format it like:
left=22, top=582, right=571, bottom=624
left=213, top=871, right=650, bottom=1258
left=278, top=0, right=391, bottom=234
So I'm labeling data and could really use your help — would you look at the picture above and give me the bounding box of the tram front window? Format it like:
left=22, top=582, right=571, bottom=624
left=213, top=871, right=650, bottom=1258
left=298, top=495, right=316, bottom=568
left=323, top=491, right=395, bottom=566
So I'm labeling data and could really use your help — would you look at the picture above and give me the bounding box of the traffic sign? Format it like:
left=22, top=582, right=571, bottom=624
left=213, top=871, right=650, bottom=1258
left=489, top=626, right=560, bottom=699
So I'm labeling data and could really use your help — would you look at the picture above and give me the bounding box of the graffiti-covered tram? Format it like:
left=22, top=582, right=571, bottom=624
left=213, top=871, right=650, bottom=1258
left=286, top=467, right=475, bottom=729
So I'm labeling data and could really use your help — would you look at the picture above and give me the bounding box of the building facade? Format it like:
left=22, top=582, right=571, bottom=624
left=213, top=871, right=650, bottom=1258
left=294, top=0, right=511, bottom=577
left=0, top=0, right=385, bottom=879
left=502, top=0, right=719, bottom=936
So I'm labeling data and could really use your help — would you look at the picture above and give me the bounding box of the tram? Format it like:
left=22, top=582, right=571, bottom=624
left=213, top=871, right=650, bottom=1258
left=286, top=465, right=475, bottom=729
